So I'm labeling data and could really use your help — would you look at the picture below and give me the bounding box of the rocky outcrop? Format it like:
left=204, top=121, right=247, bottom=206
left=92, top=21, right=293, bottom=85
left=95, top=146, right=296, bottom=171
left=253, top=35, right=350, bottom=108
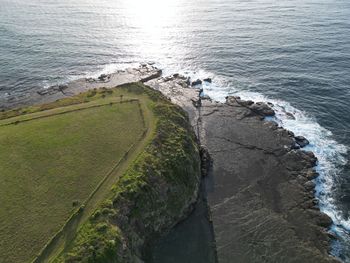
left=145, top=74, right=339, bottom=263
left=0, top=64, right=162, bottom=110
left=226, top=96, right=275, bottom=117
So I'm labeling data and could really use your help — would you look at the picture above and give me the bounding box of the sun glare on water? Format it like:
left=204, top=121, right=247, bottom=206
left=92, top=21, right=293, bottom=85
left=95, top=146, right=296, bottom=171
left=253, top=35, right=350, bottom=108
left=120, top=0, right=182, bottom=55
left=124, top=0, right=179, bottom=23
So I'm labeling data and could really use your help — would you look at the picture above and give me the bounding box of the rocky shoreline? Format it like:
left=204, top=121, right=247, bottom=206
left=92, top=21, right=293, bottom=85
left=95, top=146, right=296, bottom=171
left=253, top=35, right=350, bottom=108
left=0, top=63, right=162, bottom=111
left=145, top=71, right=339, bottom=262
left=1, top=64, right=340, bottom=262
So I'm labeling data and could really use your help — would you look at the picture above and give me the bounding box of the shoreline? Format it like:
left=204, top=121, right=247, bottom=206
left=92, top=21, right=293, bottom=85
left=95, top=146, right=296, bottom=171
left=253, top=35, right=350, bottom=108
left=1, top=64, right=340, bottom=262
left=145, top=73, right=339, bottom=262
left=0, top=63, right=162, bottom=111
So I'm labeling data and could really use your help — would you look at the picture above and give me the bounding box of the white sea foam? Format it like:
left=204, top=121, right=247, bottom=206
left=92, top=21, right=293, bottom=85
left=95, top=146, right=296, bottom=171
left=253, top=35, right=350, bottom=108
left=235, top=91, right=348, bottom=231
left=86, top=62, right=140, bottom=79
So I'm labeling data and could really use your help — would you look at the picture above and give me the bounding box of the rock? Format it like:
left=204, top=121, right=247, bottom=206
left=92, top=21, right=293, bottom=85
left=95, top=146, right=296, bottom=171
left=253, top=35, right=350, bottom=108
left=164, top=76, right=174, bottom=82
left=327, top=231, right=337, bottom=240
left=203, top=78, right=212, bottom=83
left=312, top=198, right=319, bottom=206
left=177, top=74, right=187, bottom=80
left=305, top=170, right=319, bottom=180
left=200, top=146, right=212, bottom=177
left=191, top=79, right=202, bottom=86
left=303, top=151, right=318, bottom=166
left=226, top=96, right=254, bottom=107
left=140, top=69, right=162, bottom=82
left=201, top=95, right=211, bottom=101
left=266, top=121, right=279, bottom=130
left=58, top=84, right=68, bottom=91
left=85, top=77, right=95, bottom=83
left=291, top=142, right=301, bottom=150
left=225, top=96, right=237, bottom=105
left=287, top=130, right=295, bottom=137
left=304, top=181, right=316, bottom=191
left=295, top=136, right=310, bottom=148
left=98, top=74, right=108, bottom=81
left=249, top=102, right=275, bottom=117
left=317, top=213, right=333, bottom=228
left=286, top=112, right=296, bottom=120
left=238, top=99, right=254, bottom=107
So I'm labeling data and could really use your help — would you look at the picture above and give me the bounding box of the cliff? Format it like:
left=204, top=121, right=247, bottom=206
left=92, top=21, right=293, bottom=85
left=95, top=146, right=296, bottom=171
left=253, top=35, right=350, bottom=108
left=56, top=83, right=201, bottom=262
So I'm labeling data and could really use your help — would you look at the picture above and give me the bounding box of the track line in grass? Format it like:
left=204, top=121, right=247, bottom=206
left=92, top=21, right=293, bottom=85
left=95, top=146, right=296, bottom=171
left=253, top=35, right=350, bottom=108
left=32, top=98, right=156, bottom=263
left=0, top=97, right=146, bottom=263
left=0, top=98, right=138, bottom=127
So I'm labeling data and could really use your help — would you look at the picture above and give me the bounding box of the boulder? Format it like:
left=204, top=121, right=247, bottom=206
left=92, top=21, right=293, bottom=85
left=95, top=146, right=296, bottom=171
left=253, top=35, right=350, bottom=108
left=286, top=112, right=296, bottom=120
left=317, top=213, right=333, bottom=228
left=85, top=77, right=95, bottom=83
left=249, top=102, right=275, bottom=117
left=201, top=95, right=211, bottom=101
left=303, top=151, right=318, bottom=166
left=291, top=142, right=301, bottom=150
left=295, top=136, right=310, bottom=148
left=203, top=78, right=212, bottom=83
left=305, top=170, right=319, bottom=180
left=304, top=181, right=316, bottom=191
left=58, top=84, right=68, bottom=91
left=98, top=74, right=108, bottom=81
left=191, top=79, right=202, bottom=86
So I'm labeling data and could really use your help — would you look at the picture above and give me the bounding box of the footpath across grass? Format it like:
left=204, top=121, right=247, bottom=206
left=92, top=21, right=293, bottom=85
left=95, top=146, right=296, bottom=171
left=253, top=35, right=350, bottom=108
left=0, top=92, right=146, bottom=263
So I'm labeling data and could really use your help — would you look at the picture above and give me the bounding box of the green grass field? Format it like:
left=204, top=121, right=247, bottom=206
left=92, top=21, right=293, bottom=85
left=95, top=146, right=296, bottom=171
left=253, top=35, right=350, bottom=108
left=0, top=98, right=145, bottom=263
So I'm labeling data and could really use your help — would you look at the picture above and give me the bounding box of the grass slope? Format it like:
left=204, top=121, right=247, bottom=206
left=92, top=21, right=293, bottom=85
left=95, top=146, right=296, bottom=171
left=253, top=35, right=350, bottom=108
left=0, top=98, right=144, bottom=262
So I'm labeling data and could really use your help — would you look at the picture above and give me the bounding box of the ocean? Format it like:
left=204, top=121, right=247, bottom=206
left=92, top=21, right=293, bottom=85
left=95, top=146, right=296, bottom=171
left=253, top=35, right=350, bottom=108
left=0, top=0, right=349, bottom=260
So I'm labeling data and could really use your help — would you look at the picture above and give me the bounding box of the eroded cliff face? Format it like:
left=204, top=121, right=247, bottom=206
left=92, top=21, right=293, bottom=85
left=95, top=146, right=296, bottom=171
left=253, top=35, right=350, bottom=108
left=146, top=75, right=339, bottom=263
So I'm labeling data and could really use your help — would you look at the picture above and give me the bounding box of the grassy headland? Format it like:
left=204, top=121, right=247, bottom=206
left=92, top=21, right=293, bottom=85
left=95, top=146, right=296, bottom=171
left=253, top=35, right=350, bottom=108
left=53, top=83, right=201, bottom=262
left=0, top=83, right=201, bottom=263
